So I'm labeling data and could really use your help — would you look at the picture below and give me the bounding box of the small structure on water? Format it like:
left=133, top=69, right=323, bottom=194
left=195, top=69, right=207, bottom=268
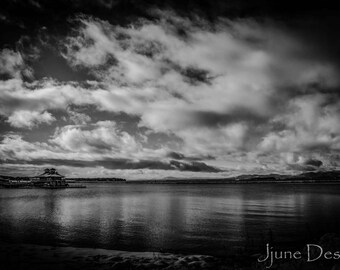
left=33, top=168, right=68, bottom=188
left=1, top=168, right=86, bottom=189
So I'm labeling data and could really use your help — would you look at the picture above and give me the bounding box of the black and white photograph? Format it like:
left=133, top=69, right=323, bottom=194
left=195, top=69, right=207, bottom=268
left=1, top=0, right=340, bottom=269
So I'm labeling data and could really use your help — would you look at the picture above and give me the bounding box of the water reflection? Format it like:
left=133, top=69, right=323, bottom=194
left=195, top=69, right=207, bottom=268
left=1, top=184, right=340, bottom=255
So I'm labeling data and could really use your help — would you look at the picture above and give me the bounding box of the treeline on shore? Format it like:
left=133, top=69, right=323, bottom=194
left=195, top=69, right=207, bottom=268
left=67, top=177, right=126, bottom=182
left=145, top=170, right=340, bottom=184
left=1, top=170, right=339, bottom=184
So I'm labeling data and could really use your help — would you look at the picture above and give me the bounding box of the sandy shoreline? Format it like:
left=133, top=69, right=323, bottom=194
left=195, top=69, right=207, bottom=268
left=0, top=243, right=236, bottom=270
left=1, top=241, right=338, bottom=269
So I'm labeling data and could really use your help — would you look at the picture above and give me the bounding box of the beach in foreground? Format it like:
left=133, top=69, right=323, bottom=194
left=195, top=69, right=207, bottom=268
left=0, top=243, right=239, bottom=270
left=1, top=242, right=340, bottom=270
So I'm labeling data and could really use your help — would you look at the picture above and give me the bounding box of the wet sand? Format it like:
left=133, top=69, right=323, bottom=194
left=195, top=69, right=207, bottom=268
left=1, top=242, right=339, bottom=270
left=0, top=243, right=233, bottom=270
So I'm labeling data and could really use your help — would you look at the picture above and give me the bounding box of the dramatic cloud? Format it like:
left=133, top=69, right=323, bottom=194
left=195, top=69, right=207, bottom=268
left=286, top=155, right=324, bottom=171
left=304, top=159, right=323, bottom=167
left=259, top=95, right=340, bottom=154
left=0, top=126, right=220, bottom=176
left=0, top=49, right=24, bottom=79
left=6, top=110, right=55, bottom=128
left=1, top=157, right=221, bottom=172
left=50, top=120, right=141, bottom=155
left=0, top=9, right=339, bottom=178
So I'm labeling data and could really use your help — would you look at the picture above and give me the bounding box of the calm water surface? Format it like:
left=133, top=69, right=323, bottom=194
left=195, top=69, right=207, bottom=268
left=1, top=183, right=340, bottom=256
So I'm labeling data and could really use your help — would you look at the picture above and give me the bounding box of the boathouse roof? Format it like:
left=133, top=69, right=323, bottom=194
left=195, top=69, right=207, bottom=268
left=37, top=168, right=65, bottom=178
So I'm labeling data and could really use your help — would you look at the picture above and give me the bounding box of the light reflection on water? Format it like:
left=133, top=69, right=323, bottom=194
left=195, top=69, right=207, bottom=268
left=0, top=183, right=340, bottom=256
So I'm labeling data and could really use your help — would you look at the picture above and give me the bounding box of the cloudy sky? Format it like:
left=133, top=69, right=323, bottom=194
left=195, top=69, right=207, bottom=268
left=0, top=0, right=339, bottom=179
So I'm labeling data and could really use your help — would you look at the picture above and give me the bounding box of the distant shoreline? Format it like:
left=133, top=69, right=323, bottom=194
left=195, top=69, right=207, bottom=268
left=71, top=170, right=340, bottom=184
left=71, top=179, right=340, bottom=185
left=1, top=170, right=339, bottom=186
left=123, top=180, right=340, bottom=184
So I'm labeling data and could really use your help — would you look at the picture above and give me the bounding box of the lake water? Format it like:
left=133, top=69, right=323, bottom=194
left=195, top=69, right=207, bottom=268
left=1, top=183, right=340, bottom=256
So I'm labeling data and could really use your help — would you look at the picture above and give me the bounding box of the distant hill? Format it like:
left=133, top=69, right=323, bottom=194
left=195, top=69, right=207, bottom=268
left=66, top=177, right=126, bottom=182
left=233, top=170, right=340, bottom=181
left=155, top=170, right=340, bottom=183
left=287, top=170, right=340, bottom=181
left=1, top=170, right=339, bottom=184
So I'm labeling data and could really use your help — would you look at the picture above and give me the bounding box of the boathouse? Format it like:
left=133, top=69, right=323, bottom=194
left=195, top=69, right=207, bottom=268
left=33, top=168, right=67, bottom=187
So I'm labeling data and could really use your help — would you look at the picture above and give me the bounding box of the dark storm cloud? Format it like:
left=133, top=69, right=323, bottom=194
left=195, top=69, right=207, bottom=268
left=169, top=160, right=221, bottom=172
left=287, top=164, right=319, bottom=172
left=166, top=151, right=215, bottom=161
left=176, top=66, right=214, bottom=85
left=167, top=151, right=185, bottom=160
left=1, top=158, right=222, bottom=172
left=304, top=159, right=323, bottom=167
left=287, top=158, right=323, bottom=171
